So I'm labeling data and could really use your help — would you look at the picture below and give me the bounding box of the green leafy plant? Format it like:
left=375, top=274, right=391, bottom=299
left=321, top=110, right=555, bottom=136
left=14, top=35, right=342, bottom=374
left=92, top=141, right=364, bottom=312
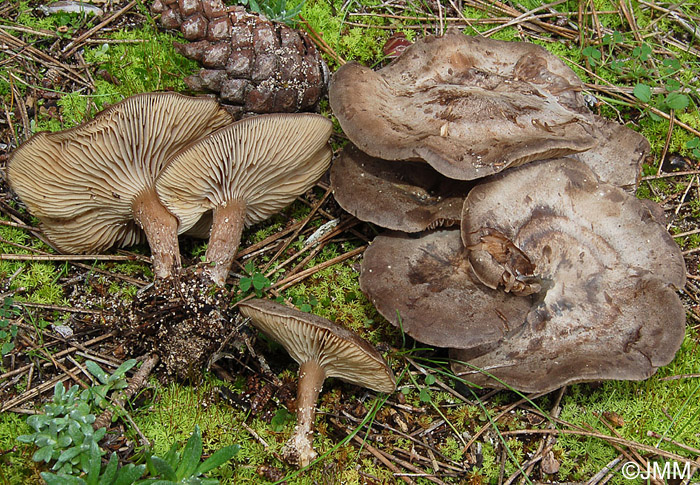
left=41, top=447, right=147, bottom=485
left=0, top=296, right=19, bottom=355
left=18, top=366, right=239, bottom=484
left=85, top=360, right=137, bottom=410
left=687, top=137, right=700, bottom=158
left=140, top=425, right=240, bottom=484
left=291, top=295, right=318, bottom=313
left=581, top=30, right=695, bottom=114
left=270, top=408, right=294, bottom=432
left=17, top=381, right=106, bottom=475
left=238, top=262, right=271, bottom=298
left=237, top=0, right=305, bottom=25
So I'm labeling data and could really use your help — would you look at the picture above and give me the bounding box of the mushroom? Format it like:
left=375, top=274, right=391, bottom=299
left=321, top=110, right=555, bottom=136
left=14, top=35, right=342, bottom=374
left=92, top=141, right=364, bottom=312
left=238, top=298, right=396, bottom=467
left=156, top=113, right=332, bottom=285
left=572, top=114, right=651, bottom=192
left=359, top=229, right=531, bottom=356
left=454, top=157, right=686, bottom=391
left=451, top=273, right=686, bottom=392
left=7, top=92, right=232, bottom=278
left=329, top=30, right=597, bottom=181
left=462, top=157, right=686, bottom=295
left=330, top=143, right=475, bottom=232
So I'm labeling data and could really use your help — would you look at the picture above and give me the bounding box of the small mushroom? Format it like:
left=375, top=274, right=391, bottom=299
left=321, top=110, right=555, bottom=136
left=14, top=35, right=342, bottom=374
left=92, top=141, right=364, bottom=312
left=329, top=31, right=597, bottom=181
left=238, top=298, right=396, bottom=467
left=330, top=143, right=475, bottom=232
left=360, top=229, right=531, bottom=355
left=455, top=157, right=686, bottom=391
left=156, top=113, right=332, bottom=285
left=7, top=92, right=232, bottom=278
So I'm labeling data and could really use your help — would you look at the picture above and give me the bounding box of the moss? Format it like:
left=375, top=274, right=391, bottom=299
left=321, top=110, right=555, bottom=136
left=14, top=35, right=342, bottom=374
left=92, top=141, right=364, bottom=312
left=0, top=412, right=42, bottom=484
left=293, top=0, right=392, bottom=67
left=556, top=326, right=700, bottom=481
left=132, top=376, right=400, bottom=483
left=15, top=0, right=97, bottom=36
left=29, top=24, right=197, bottom=133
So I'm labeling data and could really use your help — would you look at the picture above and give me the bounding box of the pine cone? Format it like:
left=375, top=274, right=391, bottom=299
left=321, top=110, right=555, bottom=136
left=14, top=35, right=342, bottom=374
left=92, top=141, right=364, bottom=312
left=152, top=0, right=328, bottom=118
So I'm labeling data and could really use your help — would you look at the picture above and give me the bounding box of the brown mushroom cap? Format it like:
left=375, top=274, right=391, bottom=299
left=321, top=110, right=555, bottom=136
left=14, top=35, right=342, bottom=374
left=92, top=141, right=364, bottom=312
left=331, top=144, right=474, bottom=232
left=329, top=31, right=596, bottom=181
left=238, top=298, right=396, bottom=392
left=156, top=113, right=332, bottom=284
left=572, top=114, right=650, bottom=192
left=7, top=92, right=232, bottom=277
left=239, top=298, right=395, bottom=467
left=455, top=157, right=686, bottom=391
left=360, top=229, right=531, bottom=353
left=451, top=275, right=686, bottom=393
left=462, top=157, right=686, bottom=294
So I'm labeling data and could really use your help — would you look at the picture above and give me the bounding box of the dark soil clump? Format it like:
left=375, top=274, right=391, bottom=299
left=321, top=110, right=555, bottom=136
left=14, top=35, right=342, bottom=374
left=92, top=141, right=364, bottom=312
left=115, top=268, right=241, bottom=380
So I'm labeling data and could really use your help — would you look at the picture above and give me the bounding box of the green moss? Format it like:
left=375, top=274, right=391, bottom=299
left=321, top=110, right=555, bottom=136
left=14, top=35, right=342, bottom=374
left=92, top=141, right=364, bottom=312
left=556, top=326, right=700, bottom=482
left=293, top=0, right=391, bottom=67
left=0, top=412, right=42, bottom=484
left=30, top=24, right=198, bottom=133
left=132, top=376, right=399, bottom=483
left=15, top=0, right=97, bottom=36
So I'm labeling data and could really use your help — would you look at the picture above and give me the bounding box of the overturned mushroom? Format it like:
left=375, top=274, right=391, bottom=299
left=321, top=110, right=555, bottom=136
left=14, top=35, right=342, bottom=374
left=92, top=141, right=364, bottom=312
left=156, top=113, right=332, bottom=285
left=7, top=92, right=232, bottom=278
left=330, top=31, right=597, bottom=181
left=238, top=299, right=396, bottom=467
left=331, top=144, right=474, bottom=232
left=455, top=157, right=686, bottom=391
left=360, top=229, right=531, bottom=356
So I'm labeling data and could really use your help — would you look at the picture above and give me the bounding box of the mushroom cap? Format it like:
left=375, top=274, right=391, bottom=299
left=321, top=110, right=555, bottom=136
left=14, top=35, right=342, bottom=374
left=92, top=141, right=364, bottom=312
left=238, top=299, right=396, bottom=393
left=7, top=92, right=233, bottom=253
left=451, top=275, right=686, bottom=393
left=331, top=144, right=474, bottom=232
left=572, top=114, right=650, bottom=192
left=456, top=157, right=686, bottom=392
left=155, top=113, right=332, bottom=233
left=329, top=31, right=596, bottom=181
left=359, top=229, right=531, bottom=352
left=462, top=157, right=686, bottom=293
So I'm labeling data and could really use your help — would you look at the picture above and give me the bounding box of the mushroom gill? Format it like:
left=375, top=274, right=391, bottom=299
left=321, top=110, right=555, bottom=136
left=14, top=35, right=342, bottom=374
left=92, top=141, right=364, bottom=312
left=156, top=113, right=332, bottom=285
left=7, top=92, right=233, bottom=278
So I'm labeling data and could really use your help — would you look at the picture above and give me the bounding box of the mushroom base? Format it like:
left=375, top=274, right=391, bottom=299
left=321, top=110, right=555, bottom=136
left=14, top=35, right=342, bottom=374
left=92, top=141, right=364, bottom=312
left=114, top=269, right=242, bottom=380
left=282, top=360, right=326, bottom=467
left=132, top=189, right=181, bottom=279
left=203, top=199, right=247, bottom=286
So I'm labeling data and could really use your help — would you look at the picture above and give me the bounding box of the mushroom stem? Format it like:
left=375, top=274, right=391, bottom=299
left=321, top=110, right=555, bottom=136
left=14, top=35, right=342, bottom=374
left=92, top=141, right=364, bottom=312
left=132, top=189, right=180, bottom=279
left=284, top=359, right=326, bottom=467
left=204, top=199, right=247, bottom=285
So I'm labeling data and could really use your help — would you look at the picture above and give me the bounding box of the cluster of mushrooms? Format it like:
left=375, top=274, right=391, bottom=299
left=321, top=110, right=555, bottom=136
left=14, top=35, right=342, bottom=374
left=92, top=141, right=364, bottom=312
left=7, top=92, right=332, bottom=286
left=7, top=91, right=396, bottom=466
left=5, top=27, right=689, bottom=468
left=330, top=31, right=687, bottom=393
